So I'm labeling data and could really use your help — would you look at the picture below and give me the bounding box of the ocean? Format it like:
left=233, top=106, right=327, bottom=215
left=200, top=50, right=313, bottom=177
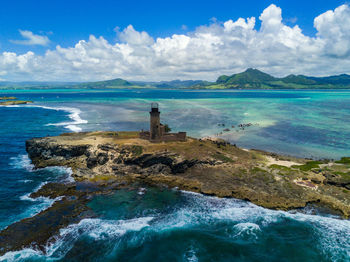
left=0, top=89, right=349, bottom=261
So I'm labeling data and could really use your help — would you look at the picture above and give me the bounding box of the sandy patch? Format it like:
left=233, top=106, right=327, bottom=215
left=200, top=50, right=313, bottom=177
left=265, top=156, right=301, bottom=167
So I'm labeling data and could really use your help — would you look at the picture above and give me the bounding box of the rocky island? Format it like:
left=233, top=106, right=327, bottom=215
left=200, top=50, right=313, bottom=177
left=1, top=131, right=349, bottom=255
left=0, top=104, right=349, bottom=256
left=24, top=131, right=350, bottom=213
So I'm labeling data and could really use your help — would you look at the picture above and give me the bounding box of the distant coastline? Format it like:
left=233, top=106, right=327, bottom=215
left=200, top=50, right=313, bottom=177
left=2, top=68, right=350, bottom=90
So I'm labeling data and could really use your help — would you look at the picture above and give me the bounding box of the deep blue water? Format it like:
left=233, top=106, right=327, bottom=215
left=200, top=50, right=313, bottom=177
left=0, top=89, right=349, bottom=261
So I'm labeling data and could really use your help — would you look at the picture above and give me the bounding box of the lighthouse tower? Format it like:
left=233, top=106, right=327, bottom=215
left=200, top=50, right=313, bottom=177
left=150, top=103, right=161, bottom=140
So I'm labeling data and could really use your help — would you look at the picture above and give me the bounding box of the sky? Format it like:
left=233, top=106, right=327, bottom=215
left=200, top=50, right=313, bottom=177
left=0, top=0, right=349, bottom=82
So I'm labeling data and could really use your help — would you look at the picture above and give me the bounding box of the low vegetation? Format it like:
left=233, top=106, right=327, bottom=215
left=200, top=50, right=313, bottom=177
left=292, top=161, right=323, bottom=171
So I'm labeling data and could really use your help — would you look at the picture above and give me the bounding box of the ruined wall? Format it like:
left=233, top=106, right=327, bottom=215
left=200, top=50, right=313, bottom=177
left=139, top=131, right=186, bottom=142
left=160, top=132, right=187, bottom=142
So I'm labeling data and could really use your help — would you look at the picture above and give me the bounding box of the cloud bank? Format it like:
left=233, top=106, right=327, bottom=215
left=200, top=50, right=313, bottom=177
left=2, top=4, right=350, bottom=81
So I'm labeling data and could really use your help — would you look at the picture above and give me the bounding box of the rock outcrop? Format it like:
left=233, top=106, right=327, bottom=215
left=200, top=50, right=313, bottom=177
left=25, top=131, right=350, bottom=216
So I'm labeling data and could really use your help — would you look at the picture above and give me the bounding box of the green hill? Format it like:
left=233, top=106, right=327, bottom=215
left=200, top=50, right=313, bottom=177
left=281, top=75, right=317, bottom=85
left=217, top=68, right=275, bottom=86
left=195, top=68, right=350, bottom=90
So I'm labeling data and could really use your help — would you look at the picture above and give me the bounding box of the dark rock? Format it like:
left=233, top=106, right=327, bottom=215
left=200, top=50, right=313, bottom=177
left=98, top=144, right=117, bottom=151
left=0, top=198, right=93, bottom=256
left=87, top=156, right=98, bottom=168
left=97, top=152, right=109, bottom=165
left=323, top=172, right=350, bottom=188
left=171, top=160, right=198, bottom=174
left=87, top=152, right=108, bottom=168
left=148, top=164, right=171, bottom=174
left=26, top=139, right=89, bottom=160
left=29, top=183, right=82, bottom=199
left=125, top=154, right=174, bottom=168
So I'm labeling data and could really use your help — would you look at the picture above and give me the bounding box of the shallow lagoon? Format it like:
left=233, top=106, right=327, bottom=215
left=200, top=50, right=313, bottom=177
left=2, top=88, right=350, bottom=159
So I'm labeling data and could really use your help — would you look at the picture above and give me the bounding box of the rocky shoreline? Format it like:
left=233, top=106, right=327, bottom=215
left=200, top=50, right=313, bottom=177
left=0, top=131, right=349, bottom=255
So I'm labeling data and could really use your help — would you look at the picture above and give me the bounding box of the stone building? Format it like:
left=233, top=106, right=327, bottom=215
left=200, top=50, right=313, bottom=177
left=140, top=103, right=186, bottom=142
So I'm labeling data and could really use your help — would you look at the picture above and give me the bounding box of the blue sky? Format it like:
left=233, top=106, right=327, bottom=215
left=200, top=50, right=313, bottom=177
left=1, top=0, right=350, bottom=81
left=1, top=0, right=346, bottom=54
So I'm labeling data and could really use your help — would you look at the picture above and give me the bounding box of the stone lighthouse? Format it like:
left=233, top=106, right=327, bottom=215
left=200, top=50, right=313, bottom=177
left=139, top=103, right=186, bottom=142
left=150, top=102, right=161, bottom=140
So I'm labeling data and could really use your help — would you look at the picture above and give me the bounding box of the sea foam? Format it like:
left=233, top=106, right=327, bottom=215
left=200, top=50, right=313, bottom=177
left=0, top=216, right=154, bottom=261
left=1, top=190, right=349, bottom=261
left=9, top=154, right=34, bottom=172
left=39, top=105, right=88, bottom=132
left=6, top=104, right=88, bottom=132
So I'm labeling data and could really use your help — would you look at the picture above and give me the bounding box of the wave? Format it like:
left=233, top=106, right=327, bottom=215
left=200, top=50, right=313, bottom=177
left=7, top=154, right=75, bottom=229
left=11, top=154, right=75, bottom=183
left=0, top=217, right=154, bottom=261
left=19, top=181, right=48, bottom=201
left=9, top=154, right=34, bottom=172
left=178, top=191, right=350, bottom=259
left=38, top=105, right=88, bottom=132
left=1, top=190, right=349, bottom=261
left=59, top=216, right=154, bottom=241
left=43, top=166, right=75, bottom=183
left=6, top=104, right=88, bottom=132
left=0, top=248, right=45, bottom=262
left=18, top=181, right=63, bottom=221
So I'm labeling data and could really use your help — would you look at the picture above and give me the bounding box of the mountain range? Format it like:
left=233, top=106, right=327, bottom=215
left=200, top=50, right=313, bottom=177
left=190, top=68, right=350, bottom=89
left=2, top=69, right=350, bottom=90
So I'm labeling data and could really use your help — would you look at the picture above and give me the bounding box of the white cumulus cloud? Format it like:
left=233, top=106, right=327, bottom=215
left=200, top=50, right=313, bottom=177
left=2, top=4, right=350, bottom=81
left=10, top=30, right=50, bottom=46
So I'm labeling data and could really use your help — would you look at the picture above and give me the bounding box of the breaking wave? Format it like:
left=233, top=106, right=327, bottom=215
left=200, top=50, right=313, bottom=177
left=6, top=154, right=75, bottom=230
left=0, top=217, right=154, bottom=261
left=9, top=154, right=34, bottom=172
left=1, top=190, right=349, bottom=261
left=39, top=105, right=88, bottom=132
left=10, top=154, right=74, bottom=184
left=6, top=104, right=87, bottom=132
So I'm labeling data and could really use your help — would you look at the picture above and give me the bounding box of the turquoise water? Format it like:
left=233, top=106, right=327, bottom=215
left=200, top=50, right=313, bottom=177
left=2, top=89, right=349, bottom=158
left=0, top=89, right=349, bottom=261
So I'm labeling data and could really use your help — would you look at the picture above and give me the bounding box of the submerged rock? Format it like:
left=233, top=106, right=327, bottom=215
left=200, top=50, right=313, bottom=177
left=0, top=196, right=92, bottom=256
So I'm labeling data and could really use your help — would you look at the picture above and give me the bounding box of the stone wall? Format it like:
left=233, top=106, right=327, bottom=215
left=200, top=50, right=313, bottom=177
left=139, top=131, right=186, bottom=142
left=161, top=132, right=187, bottom=142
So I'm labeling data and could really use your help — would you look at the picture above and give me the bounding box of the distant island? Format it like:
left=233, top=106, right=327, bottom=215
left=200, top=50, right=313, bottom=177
left=2, top=68, right=350, bottom=90
left=0, top=96, right=33, bottom=106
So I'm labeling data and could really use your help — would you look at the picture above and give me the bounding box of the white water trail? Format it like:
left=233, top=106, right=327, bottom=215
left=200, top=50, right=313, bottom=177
left=6, top=104, right=88, bottom=132
left=39, top=105, right=88, bottom=132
